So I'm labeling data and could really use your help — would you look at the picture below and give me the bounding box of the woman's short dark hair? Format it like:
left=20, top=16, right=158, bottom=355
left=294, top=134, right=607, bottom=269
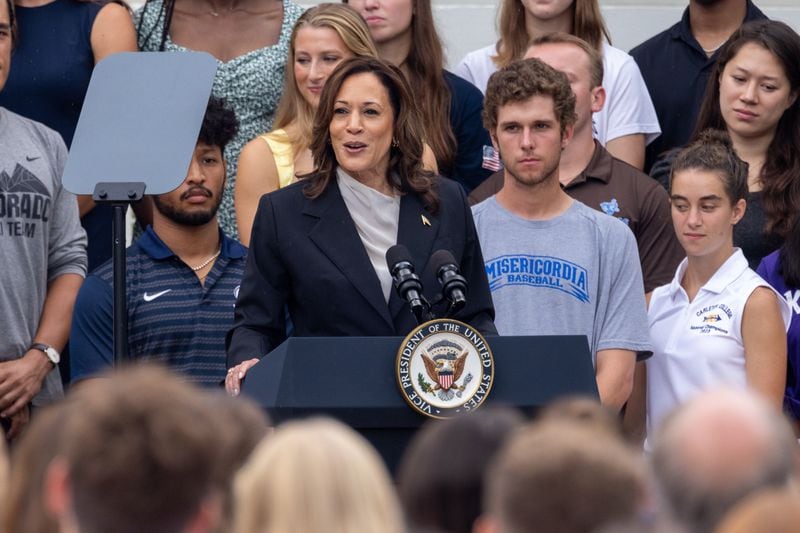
left=694, top=20, right=800, bottom=235
left=302, top=56, right=439, bottom=214
left=670, top=129, right=749, bottom=205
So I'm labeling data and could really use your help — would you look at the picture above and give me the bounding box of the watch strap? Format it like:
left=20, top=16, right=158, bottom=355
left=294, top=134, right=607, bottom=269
left=29, top=343, right=60, bottom=365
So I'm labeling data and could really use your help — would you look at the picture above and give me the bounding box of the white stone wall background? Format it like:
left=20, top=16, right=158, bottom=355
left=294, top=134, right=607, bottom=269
left=436, top=1, right=800, bottom=69
left=124, top=1, right=800, bottom=68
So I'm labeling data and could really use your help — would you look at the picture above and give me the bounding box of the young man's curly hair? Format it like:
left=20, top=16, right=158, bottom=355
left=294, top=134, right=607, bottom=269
left=198, top=96, right=239, bottom=152
left=483, top=58, right=577, bottom=136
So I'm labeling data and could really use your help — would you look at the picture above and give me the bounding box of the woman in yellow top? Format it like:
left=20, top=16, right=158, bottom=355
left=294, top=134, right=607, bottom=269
left=235, top=3, right=378, bottom=245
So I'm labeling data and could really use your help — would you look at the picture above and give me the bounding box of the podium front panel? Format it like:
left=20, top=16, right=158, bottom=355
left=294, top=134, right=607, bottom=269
left=240, top=334, right=596, bottom=426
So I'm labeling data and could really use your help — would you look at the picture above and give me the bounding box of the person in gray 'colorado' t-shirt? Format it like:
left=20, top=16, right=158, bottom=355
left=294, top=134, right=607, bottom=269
left=0, top=104, right=87, bottom=436
left=472, top=196, right=651, bottom=364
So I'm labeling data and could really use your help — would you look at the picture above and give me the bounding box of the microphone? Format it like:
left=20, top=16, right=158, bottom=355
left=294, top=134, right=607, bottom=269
left=386, top=244, right=429, bottom=324
left=430, top=249, right=467, bottom=315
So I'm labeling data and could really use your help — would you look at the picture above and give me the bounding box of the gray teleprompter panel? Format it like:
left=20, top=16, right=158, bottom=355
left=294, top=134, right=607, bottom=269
left=63, top=51, right=217, bottom=196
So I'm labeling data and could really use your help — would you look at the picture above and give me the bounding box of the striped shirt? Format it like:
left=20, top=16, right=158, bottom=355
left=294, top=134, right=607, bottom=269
left=70, top=226, right=246, bottom=387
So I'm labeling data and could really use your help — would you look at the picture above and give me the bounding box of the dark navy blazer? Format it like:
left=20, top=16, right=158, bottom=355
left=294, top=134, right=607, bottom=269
left=226, top=176, right=496, bottom=366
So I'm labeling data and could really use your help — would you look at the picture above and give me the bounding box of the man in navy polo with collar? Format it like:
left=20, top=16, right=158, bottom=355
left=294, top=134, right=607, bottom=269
left=631, top=0, right=767, bottom=171
left=70, top=97, right=245, bottom=387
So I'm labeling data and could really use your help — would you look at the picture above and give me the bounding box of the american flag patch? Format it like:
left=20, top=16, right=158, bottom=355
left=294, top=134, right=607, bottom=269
left=482, top=145, right=502, bottom=171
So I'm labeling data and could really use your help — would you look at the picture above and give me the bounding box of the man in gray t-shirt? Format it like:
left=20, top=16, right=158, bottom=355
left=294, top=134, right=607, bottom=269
left=0, top=1, right=87, bottom=439
left=473, top=58, right=650, bottom=410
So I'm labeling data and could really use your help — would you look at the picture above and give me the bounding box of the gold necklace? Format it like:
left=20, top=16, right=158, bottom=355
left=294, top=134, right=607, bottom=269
left=190, top=249, right=221, bottom=272
left=699, top=35, right=728, bottom=56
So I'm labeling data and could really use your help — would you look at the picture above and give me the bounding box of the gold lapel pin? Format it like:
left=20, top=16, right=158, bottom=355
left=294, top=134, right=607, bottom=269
left=421, top=214, right=431, bottom=227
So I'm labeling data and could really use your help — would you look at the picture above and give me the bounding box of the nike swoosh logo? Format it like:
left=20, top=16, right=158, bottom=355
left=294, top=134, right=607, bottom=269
left=26, top=156, right=41, bottom=162
left=143, top=289, right=172, bottom=302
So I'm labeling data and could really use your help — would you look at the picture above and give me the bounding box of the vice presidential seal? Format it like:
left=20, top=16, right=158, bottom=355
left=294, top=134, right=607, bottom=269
left=396, top=319, right=494, bottom=419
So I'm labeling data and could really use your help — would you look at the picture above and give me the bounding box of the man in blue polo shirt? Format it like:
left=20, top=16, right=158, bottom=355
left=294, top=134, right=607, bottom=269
left=631, top=0, right=767, bottom=171
left=70, top=97, right=245, bottom=387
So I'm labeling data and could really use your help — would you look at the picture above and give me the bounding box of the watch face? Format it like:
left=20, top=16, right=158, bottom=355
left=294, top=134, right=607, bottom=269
left=45, top=347, right=60, bottom=364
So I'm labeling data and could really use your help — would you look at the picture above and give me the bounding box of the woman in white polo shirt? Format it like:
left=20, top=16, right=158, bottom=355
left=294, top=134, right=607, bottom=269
left=643, top=129, right=790, bottom=441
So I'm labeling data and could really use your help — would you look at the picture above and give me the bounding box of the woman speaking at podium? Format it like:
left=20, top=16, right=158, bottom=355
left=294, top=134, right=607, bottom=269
left=225, top=57, right=495, bottom=395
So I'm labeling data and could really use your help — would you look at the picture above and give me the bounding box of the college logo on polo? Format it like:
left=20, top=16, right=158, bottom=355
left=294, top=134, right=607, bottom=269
left=599, top=198, right=630, bottom=226
left=690, top=303, right=733, bottom=334
left=396, top=319, right=494, bottom=419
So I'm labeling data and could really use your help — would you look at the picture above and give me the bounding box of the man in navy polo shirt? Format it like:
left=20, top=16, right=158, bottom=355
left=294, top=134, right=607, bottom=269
left=70, top=97, right=245, bottom=387
left=631, top=0, right=767, bottom=172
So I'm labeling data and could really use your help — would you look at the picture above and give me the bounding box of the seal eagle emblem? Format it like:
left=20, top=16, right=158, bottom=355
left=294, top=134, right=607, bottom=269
left=396, top=319, right=494, bottom=418
left=421, top=340, right=469, bottom=400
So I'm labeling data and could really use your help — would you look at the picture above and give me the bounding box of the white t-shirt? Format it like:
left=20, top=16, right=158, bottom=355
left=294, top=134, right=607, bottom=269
left=454, top=42, right=661, bottom=145
left=645, top=249, right=791, bottom=442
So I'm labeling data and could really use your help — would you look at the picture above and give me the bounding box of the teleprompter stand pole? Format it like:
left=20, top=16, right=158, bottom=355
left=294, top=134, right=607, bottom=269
left=93, top=182, right=146, bottom=363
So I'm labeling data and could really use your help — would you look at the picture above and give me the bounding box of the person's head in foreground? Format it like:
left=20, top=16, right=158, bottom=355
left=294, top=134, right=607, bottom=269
left=538, top=395, right=623, bottom=438
left=43, top=365, right=229, bottom=533
left=2, top=403, right=66, bottom=533
left=232, top=417, right=404, bottom=533
left=715, top=488, right=800, bottom=533
left=477, top=419, right=647, bottom=533
left=398, top=406, right=524, bottom=533
left=651, top=388, right=797, bottom=533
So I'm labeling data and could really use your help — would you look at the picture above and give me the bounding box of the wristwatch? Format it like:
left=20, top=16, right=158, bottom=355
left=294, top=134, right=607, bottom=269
left=29, top=343, right=60, bottom=366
